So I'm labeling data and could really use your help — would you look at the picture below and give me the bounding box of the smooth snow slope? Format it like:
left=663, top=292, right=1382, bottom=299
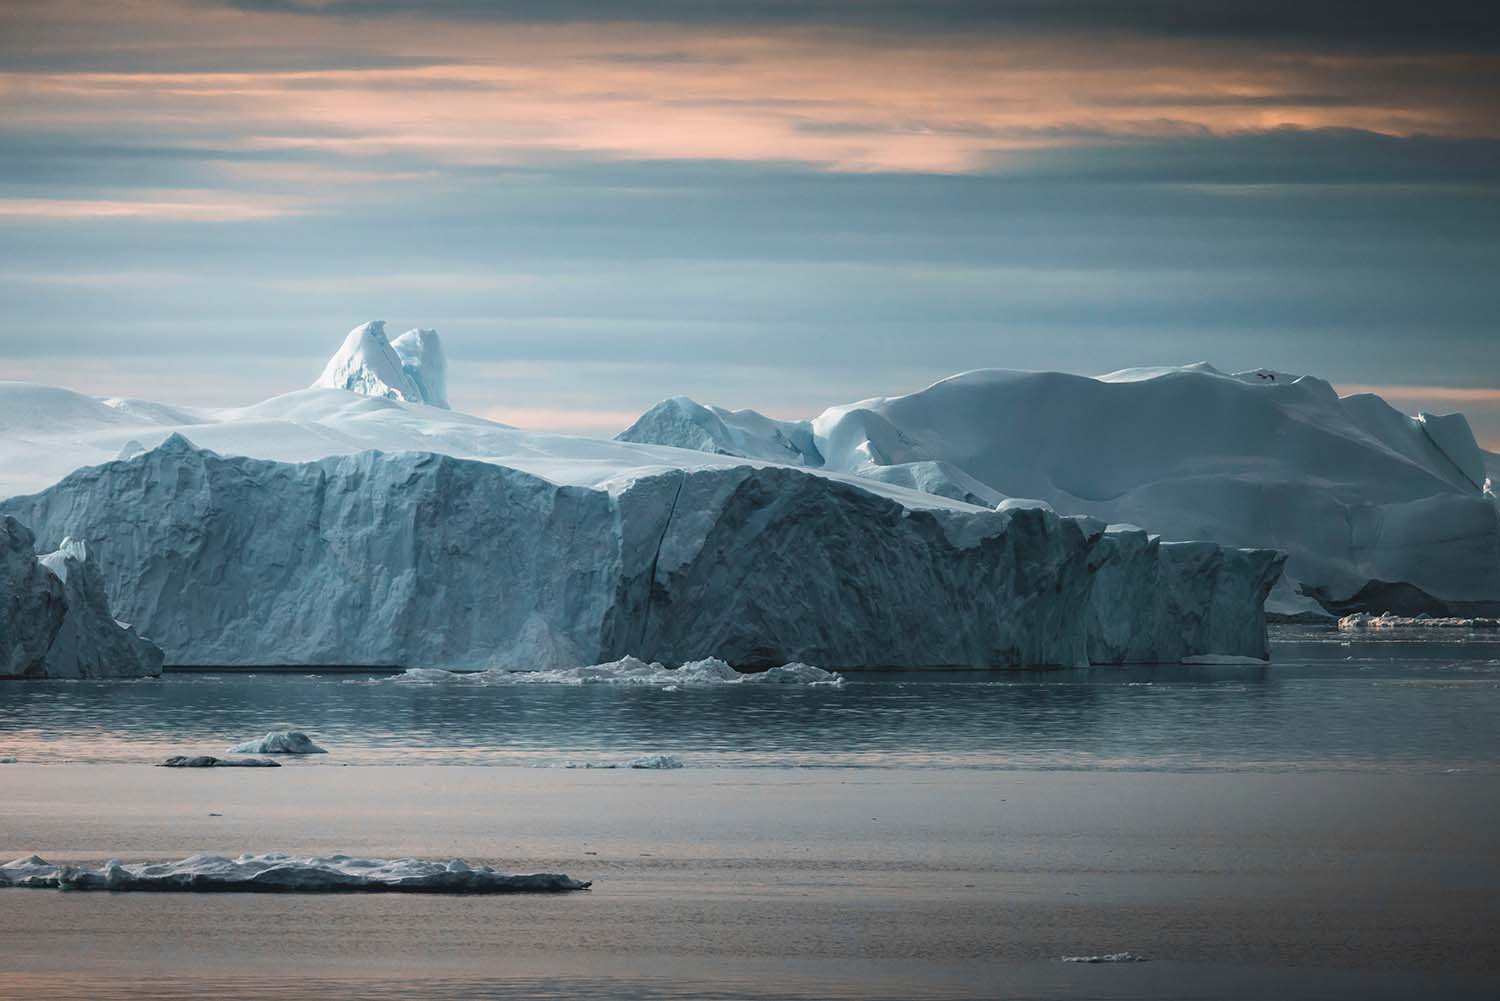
left=620, top=364, right=1500, bottom=615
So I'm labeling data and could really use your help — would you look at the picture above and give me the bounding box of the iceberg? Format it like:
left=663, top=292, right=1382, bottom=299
left=0, top=853, right=590, bottom=893
left=1, top=517, right=162, bottom=679
left=620, top=366, right=1500, bottom=619
left=313, top=321, right=429, bottom=407
left=2, top=436, right=1281, bottom=669
left=226, top=731, right=328, bottom=755
left=159, top=755, right=282, bottom=768
left=0, top=337, right=1298, bottom=670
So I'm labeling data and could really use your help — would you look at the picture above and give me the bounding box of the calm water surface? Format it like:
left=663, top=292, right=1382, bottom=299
left=3, top=627, right=1498, bottom=771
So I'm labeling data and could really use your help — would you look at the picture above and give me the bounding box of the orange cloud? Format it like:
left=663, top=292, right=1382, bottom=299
left=2, top=2, right=1495, bottom=176
left=0, top=193, right=303, bottom=222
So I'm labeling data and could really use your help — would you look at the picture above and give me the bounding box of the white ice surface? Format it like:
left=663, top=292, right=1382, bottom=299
left=390, top=328, right=450, bottom=410
left=0, top=853, right=589, bottom=893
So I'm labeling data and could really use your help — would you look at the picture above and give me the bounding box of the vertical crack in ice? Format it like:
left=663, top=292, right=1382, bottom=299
left=637, top=473, right=686, bottom=653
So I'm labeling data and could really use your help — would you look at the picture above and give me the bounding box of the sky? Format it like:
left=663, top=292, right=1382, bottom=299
left=1, top=0, right=1497, bottom=444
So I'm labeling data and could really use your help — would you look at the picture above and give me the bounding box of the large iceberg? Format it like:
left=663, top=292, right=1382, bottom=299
left=618, top=365, right=1500, bottom=618
left=0, top=436, right=1279, bottom=668
left=0, top=853, right=589, bottom=893
left=1, top=516, right=162, bottom=679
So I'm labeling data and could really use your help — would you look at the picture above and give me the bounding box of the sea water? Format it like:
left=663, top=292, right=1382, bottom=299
left=4, top=627, right=1498, bottom=772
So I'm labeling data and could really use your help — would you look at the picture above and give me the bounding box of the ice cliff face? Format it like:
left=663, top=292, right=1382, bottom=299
left=0, top=517, right=162, bottom=679
left=36, top=538, right=164, bottom=679
left=0, top=437, right=1280, bottom=669
left=1082, top=524, right=1284, bottom=663
left=1, top=516, right=65, bottom=677
left=312, top=321, right=450, bottom=409
left=620, top=365, right=1499, bottom=618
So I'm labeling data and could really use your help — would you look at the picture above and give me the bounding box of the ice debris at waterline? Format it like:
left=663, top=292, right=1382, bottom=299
left=159, top=756, right=280, bottom=768
left=1060, top=953, right=1150, bottom=964
left=1338, top=612, right=1500, bottom=630
left=566, top=754, right=685, bottom=770
left=0, top=854, right=590, bottom=893
left=226, top=731, right=327, bottom=755
left=369, top=658, right=845, bottom=687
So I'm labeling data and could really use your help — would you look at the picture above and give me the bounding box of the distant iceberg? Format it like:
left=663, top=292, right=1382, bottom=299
left=619, top=365, right=1500, bottom=620
left=0, top=853, right=590, bottom=893
left=311, top=320, right=449, bottom=409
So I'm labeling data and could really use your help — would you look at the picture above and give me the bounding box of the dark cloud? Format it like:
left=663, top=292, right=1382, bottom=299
left=211, top=1, right=1500, bottom=54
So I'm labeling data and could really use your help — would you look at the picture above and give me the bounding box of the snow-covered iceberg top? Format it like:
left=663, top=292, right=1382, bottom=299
left=0, top=853, right=590, bottom=893
left=227, top=730, right=328, bottom=754
left=369, top=657, right=845, bottom=688
left=312, top=321, right=449, bottom=409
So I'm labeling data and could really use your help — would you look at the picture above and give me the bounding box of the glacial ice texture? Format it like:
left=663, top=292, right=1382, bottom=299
left=5, top=438, right=1197, bottom=669
left=0, top=854, right=590, bottom=893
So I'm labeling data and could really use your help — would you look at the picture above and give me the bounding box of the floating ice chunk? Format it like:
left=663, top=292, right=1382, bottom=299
left=1339, top=612, right=1500, bottom=630
left=370, top=657, right=844, bottom=688
left=159, top=755, right=281, bottom=768
left=0, top=757, right=16, bottom=764
left=1061, top=953, right=1149, bottom=963
left=226, top=730, right=327, bottom=755
left=0, top=853, right=589, bottom=893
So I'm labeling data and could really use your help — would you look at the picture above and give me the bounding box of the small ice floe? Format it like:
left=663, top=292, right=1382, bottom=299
left=1061, top=953, right=1149, bottom=964
left=369, top=657, right=844, bottom=688
left=158, top=755, right=281, bottom=768
left=566, top=753, right=684, bottom=770
left=0, top=757, right=16, bottom=764
left=0, top=853, right=590, bottom=893
left=1339, top=612, right=1500, bottom=631
left=226, top=730, right=327, bottom=755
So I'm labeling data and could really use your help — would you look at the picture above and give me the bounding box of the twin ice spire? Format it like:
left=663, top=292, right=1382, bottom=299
left=312, top=321, right=450, bottom=410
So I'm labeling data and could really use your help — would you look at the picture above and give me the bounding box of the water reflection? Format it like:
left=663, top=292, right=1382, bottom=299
left=2, top=631, right=1498, bottom=771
